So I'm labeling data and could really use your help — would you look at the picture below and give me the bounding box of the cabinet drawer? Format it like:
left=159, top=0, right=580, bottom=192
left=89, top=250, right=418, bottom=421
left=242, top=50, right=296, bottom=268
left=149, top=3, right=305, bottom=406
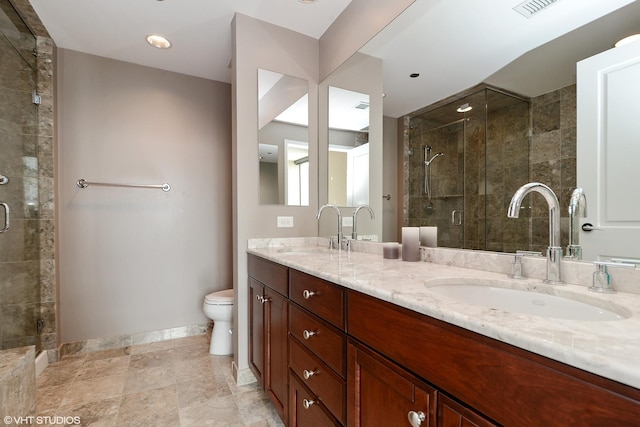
left=248, top=254, right=288, bottom=296
left=290, top=304, right=346, bottom=377
left=290, top=338, right=346, bottom=424
left=290, top=269, right=345, bottom=329
left=290, top=372, right=341, bottom=427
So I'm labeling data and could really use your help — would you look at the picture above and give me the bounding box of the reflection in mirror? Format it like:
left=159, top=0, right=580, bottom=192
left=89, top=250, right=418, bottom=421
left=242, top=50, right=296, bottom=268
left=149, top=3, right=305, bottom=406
left=358, top=0, right=640, bottom=260
left=328, top=86, right=370, bottom=207
left=258, top=69, right=309, bottom=206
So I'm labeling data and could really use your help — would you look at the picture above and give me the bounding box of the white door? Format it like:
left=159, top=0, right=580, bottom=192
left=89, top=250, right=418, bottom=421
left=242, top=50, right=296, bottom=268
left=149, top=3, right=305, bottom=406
left=577, top=39, right=640, bottom=261
left=347, top=143, right=369, bottom=206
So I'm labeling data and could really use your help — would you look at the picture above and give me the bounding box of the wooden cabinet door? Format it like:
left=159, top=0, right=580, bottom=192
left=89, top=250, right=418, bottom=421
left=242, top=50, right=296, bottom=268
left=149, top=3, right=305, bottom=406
left=290, top=372, right=341, bottom=427
left=348, top=340, right=436, bottom=427
left=438, top=394, right=497, bottom=427
left=265, top=287, right=289, bottom=424
left=249, top=278, right=265, bottom=385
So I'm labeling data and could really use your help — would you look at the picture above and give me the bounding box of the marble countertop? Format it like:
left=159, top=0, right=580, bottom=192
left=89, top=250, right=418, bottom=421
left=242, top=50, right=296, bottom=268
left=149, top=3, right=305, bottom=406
left=247, top=240, right=640, bottom=390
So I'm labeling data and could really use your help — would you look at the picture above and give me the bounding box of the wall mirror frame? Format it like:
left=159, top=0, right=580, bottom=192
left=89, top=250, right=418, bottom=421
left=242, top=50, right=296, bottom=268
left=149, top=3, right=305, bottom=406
left=337, top=0, right=640, bottom=261
left=258, top=68, right=310, bottom=206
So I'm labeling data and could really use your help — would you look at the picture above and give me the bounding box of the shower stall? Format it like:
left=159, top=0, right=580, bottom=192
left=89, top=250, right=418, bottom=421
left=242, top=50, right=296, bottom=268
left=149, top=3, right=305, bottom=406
left=0, top=0, right=46, bottom=352
left=405, top=87, right=530, bottom=252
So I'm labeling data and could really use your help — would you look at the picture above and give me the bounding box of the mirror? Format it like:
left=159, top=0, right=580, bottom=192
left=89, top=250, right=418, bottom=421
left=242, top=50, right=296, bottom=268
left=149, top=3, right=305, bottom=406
left=354, top=0, right=640, bottom=259
left=258, top=69, right=309, bottom=206
left=328, top=86, right=370, bottom=207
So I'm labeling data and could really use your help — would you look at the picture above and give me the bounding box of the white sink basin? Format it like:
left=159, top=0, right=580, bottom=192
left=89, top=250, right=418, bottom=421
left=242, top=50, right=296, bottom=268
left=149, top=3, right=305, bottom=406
left=428, top=283, right=626, bottom=321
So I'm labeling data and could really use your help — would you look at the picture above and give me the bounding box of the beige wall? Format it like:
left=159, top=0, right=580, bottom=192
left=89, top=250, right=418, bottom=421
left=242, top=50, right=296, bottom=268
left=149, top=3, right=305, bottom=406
left=56, top=49, right=232, bottom=343
left=232, top=14, right=320, bottom=380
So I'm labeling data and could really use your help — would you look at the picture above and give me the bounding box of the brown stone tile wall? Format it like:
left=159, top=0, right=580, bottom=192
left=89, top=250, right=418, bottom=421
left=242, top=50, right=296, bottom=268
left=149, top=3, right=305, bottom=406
left=403, top=85, right=576, bottom=254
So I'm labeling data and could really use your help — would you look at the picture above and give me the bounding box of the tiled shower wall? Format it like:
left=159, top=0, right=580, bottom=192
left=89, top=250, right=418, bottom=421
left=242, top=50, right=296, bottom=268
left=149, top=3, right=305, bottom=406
left=403, top=84, right=577, bottom=253
left=0, top=0, right=56, bottom=361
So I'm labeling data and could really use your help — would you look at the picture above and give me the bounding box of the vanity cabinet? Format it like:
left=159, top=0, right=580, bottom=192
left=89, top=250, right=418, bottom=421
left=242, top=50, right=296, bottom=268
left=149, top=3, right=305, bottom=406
left=289, top=270, right=347, bottom=426
left=248, top=255, right=289, bottom=424
left=347, top=339, right=437, bottom=427
left=348, top=289, right=640, bottom=427
left=248, top=253, right=640, bottom=426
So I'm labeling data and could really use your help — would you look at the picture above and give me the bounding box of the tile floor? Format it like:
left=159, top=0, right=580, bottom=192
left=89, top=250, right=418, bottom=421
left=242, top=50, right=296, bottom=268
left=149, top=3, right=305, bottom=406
left=35, top=334, right=284, bottom=426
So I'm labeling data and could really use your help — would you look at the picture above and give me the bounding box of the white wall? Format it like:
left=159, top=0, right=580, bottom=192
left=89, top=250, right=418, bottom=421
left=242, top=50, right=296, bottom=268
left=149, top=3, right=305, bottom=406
left=57, top=49, right=232, bottom=343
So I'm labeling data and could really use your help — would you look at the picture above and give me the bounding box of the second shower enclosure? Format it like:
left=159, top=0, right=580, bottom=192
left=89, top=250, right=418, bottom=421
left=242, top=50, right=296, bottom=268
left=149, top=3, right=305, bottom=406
left=406, top=87, right=530, bottom=252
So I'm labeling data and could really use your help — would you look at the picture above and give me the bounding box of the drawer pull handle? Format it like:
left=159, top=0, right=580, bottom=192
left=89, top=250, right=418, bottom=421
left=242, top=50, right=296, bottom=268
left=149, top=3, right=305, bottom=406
left=302, top=399, right=315, bottom=409
left=302, top=289, right=316, bottom=299
left=408, top=411, right=426, bottom=427
left=255, top=295, right=269, bottom=304
left=303, top=369, right=316, bottom=380
left=302, top=329, right=316, bottom=340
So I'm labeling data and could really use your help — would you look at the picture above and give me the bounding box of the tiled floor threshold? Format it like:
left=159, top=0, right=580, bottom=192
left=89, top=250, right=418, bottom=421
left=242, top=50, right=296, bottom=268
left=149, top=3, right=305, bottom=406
left=35, top=334, right=284, bottom=426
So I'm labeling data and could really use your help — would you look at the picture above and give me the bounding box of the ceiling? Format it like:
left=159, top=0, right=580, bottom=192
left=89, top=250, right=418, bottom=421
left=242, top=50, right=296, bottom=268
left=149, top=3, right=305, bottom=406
left=28, top=0, right=352, bottom=82
left=29, top=0, right=640, bottom=118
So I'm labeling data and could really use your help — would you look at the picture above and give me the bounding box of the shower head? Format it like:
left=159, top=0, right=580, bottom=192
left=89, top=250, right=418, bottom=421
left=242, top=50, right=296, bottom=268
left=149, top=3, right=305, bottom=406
left=425, top=152, right=444, bottom=166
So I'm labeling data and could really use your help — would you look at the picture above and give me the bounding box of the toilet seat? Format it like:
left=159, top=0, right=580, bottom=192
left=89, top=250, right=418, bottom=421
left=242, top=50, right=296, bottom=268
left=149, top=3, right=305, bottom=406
left=205, top=288, right=234, bottom=305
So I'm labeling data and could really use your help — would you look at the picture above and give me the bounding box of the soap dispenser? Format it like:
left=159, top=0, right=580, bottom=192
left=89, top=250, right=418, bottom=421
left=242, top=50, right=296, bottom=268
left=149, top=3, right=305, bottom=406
left=590, top=263, right=612, bottom=293
left=589, top=261, right=635, bottom=293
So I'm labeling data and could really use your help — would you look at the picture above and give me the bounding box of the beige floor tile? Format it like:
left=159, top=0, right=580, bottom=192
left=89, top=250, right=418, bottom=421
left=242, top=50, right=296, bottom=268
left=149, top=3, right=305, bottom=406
left=35, top=384, right=66, bottom=413
left=178, top=394, right=245, bottom=427
left=36, top=336, right=279, bottom=426
left=36, top=363, right=82, bottom=388
left=174, top=355, right=215, bottom=384
left=123, top=364, right=176, bottom=395
left=77, top=356, right=130, bottom=381
left=116, top=408, right=180, bottom=427
left=172, top=334, right=209, bottom=348
left=60, top=373, right=126, bottom=408
left=129, top=340, right=173, bottom=355
left=176, top=376, right=232, bottom=408
left=85, top=348, right=131, bottom=362
left=129, top=348, right=175, bottom=370
left=117, top=384, right=178, bottom=425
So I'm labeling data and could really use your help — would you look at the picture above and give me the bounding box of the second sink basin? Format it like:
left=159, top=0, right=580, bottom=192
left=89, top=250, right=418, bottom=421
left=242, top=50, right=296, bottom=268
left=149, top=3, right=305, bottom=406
left=427, top=283, right=626, bottom=321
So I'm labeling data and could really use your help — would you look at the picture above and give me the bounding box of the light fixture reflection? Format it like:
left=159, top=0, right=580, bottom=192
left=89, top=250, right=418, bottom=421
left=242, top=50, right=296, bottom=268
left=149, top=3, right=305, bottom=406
left=615, top=34, right=640, bottom=48
left=146, top=34, right=172, bottom=49
left=457, top=103, right=472, bottom=113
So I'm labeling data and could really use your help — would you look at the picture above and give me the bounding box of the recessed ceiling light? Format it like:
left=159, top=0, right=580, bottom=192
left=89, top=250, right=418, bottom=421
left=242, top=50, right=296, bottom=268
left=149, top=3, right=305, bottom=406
left=146, top=34, right=172, bottom=49
left=410, top=73, right=420, bottom=78
left=298, top=0, right=317, bottom=3
left=615, top=34, right=640, bottom=48
left=457, top=103, right=472, bottom=113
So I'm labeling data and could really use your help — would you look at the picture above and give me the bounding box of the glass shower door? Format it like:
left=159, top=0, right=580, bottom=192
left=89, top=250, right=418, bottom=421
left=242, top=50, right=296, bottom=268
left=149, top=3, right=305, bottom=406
left=0, top=1, right=41, bottom=351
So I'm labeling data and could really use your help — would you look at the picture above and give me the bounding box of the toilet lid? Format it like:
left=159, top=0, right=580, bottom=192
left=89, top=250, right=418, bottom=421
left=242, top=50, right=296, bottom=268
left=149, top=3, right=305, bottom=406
left=205, top=288, right=234, bottom=304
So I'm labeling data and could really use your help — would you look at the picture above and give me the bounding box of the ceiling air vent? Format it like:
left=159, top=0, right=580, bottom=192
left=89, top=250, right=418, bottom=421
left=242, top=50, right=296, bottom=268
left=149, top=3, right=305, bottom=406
left=354, top=101, right=370, bottom=110
left=513, top=0, right=562, bottom=18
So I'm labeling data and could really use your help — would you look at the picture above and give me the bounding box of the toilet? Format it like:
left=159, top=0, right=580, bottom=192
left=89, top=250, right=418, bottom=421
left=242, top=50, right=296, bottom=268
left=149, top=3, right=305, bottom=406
left=203, top=288, right=234, bottom=355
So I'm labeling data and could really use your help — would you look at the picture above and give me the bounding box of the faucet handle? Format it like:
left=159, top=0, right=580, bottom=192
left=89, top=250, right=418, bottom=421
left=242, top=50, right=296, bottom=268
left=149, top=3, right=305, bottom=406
left=589, top=261, right=635, bottom=293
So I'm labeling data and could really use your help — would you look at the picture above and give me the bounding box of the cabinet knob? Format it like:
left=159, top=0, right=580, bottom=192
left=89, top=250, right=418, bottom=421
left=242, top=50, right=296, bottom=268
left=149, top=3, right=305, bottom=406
left=303, top=369, right=316, bottom=380
left=302, top=329, right=316, bottom=340
left=255, top=295, right=269, bottom=304
left=302, top=399, right=315, bottom=409
left=302, top=289, right=316, bottom=299
left=407, top=411, right=426, bottom=427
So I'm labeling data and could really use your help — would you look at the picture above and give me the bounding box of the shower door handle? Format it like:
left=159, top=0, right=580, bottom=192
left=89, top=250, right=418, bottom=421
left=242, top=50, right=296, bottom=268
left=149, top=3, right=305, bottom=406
left=0, top=202, right=9, bottom=233
left=451, top=209, right=463, bottom=226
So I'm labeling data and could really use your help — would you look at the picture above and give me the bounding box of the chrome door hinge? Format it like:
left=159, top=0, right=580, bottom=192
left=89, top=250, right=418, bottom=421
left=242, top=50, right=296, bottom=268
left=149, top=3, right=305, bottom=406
left=32, top=91, right=42, bottom=105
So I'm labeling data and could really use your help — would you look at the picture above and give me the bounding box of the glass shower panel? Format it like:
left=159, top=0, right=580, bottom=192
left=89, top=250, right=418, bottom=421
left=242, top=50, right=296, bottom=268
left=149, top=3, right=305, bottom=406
left=0, top=0, right=40, bottom=351
left=406, top=87, right=529, bottom=252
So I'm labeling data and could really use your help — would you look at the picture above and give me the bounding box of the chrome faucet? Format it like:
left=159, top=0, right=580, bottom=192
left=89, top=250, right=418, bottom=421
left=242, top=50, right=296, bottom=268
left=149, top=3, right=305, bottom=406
left=352, top=205, right=375, bottom=240
left=507, top=182, right=562, bottom=284
left=316, top=204, right=342, bottom=249
left=566, top=187, right=587, bottom=260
